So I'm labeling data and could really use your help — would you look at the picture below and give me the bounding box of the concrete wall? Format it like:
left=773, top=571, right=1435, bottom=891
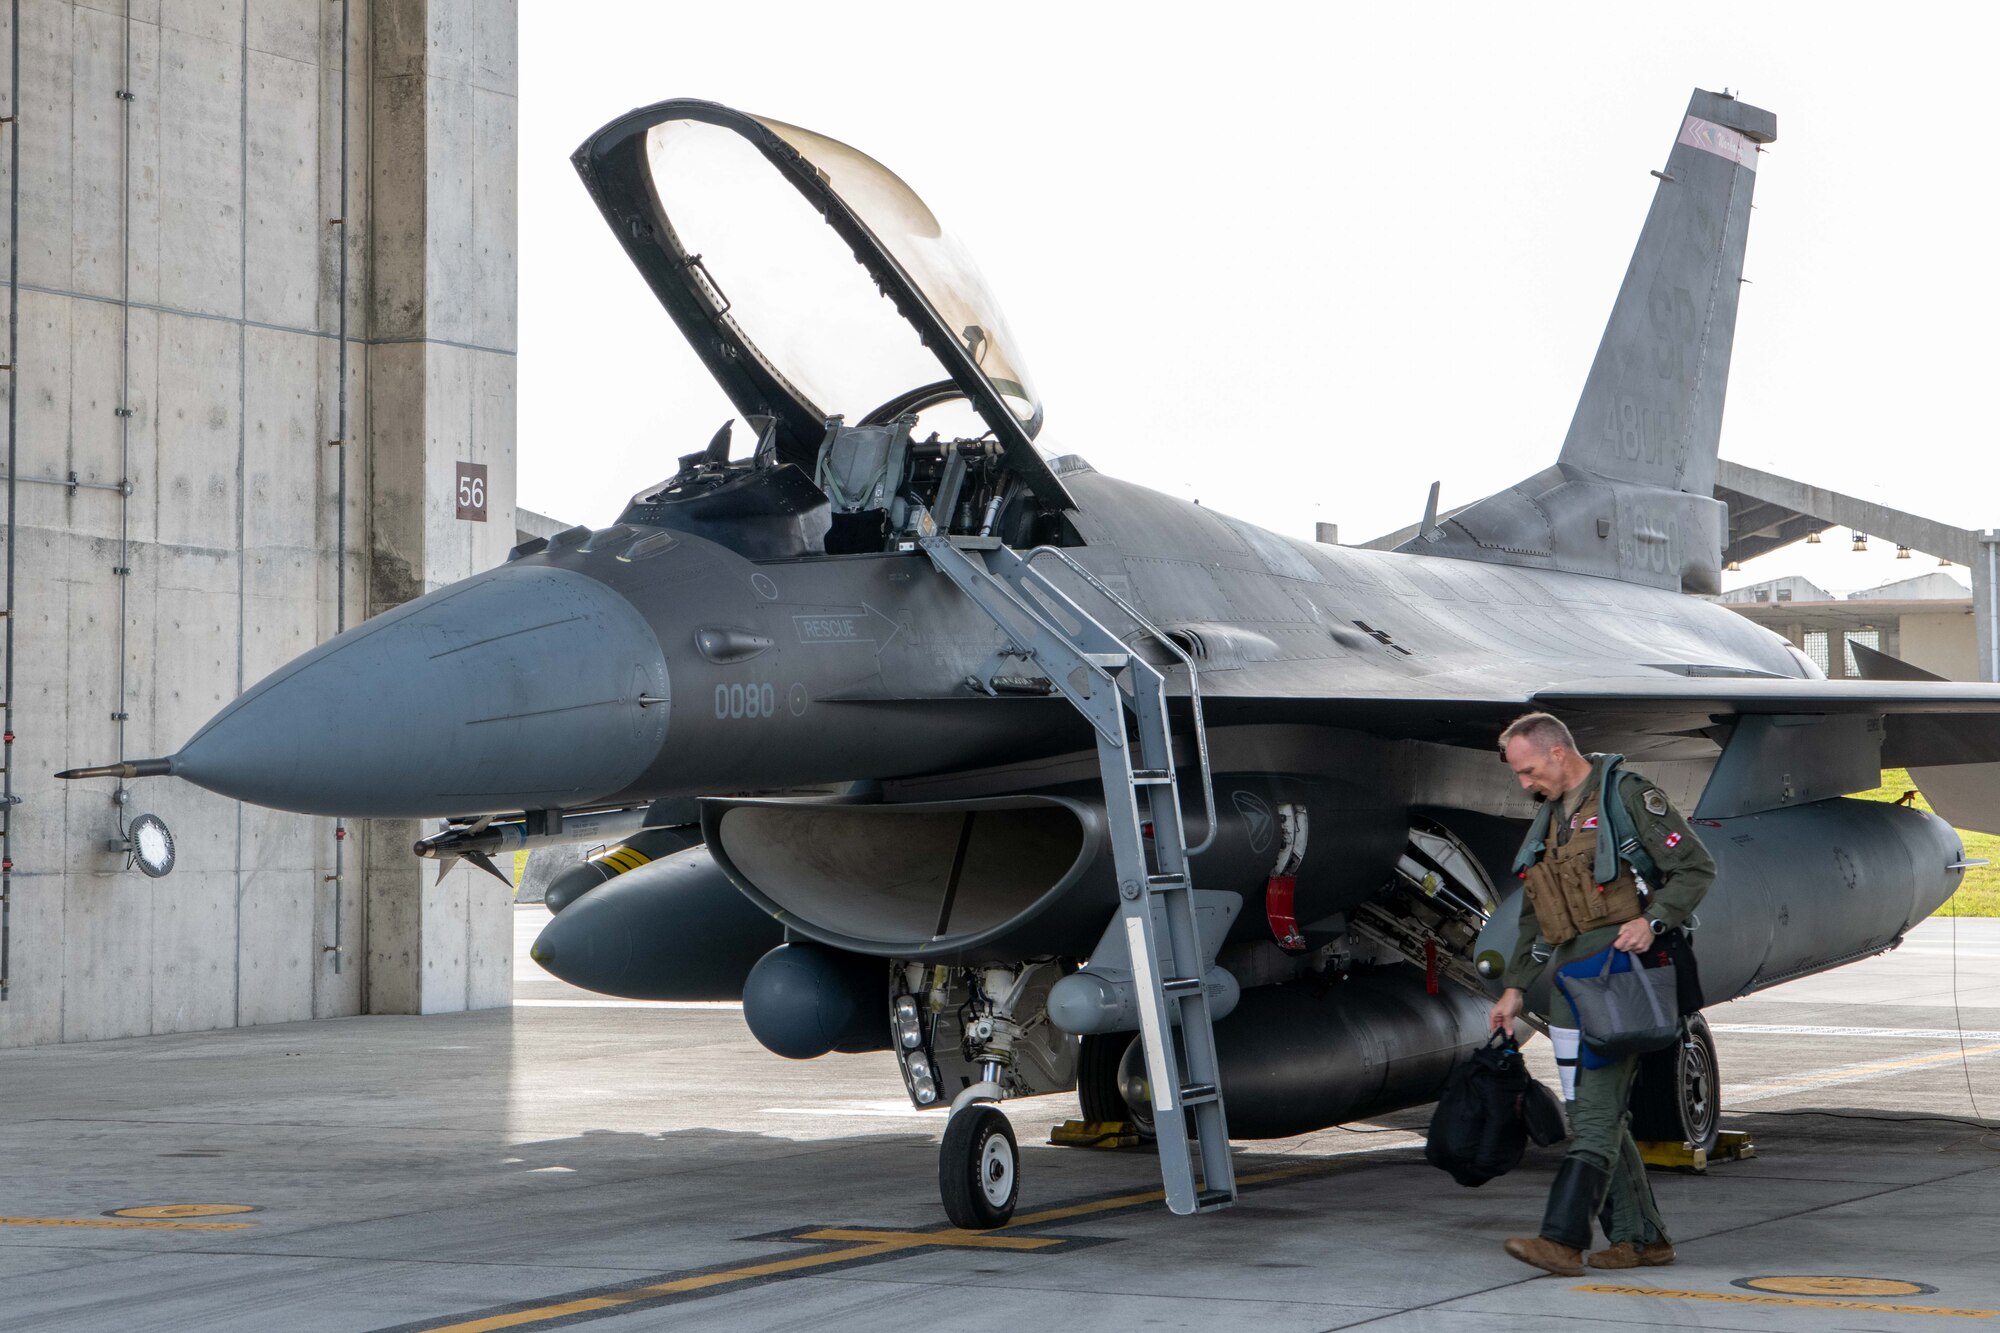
left=0, top=0, right=515, bottom=1047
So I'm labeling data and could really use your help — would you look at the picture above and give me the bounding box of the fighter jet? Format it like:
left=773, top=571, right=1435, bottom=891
left=63, top=90, right=2000, bottom=1228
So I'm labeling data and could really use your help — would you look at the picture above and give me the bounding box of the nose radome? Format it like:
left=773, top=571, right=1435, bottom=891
left=173, top=565, right=669, bottom=817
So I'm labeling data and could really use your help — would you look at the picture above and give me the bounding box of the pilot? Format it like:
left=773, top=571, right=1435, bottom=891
left=1486, top=711, right=1715, bottom=1277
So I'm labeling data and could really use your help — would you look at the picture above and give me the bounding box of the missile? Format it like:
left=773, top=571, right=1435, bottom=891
left=413, top=808, right=654, bottom=863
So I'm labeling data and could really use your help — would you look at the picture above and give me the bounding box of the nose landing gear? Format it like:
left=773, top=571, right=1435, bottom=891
left=939, top=1103, right=1020, bottom=1229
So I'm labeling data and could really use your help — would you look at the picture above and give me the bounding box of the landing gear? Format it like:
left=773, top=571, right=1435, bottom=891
left=1076, top=1032, right=1133, bottom=1124
left=939, top=1104, right=1018, bottom=1229
left=1630, top=1013, right=1721, bottom=1153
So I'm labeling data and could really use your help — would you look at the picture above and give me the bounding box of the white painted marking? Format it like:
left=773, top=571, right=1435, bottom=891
left=513, top=999, right=744, bottom=1010
left=1678, top=114, right=1759, bottom=169
left=1723, top=1041, right=2000, bottom=1105
left=760, top=1099, right=940, bottom=1119
left=1712, top=1023, right=2000, bottom=1041
left=1126, top=914, right=1176, bottom=1113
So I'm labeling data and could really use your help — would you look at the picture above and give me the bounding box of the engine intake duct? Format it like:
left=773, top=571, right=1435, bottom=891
left=706, top=794, right=1108, bottom=962
left=704, top=775, right=1406, bottom=964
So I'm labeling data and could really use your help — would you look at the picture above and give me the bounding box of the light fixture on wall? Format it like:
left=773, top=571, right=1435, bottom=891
left=1851, top=532, right=1868, bottom=552
left=1941, top=557, right=1953, bottom=567
left=1896, top=545, right=1911, bottom=559
left=122, top=813, right=176, bottom=879
left=1805, top=530, right=1822, bottom=544
left=1725, top=560, right=1742, bottom=572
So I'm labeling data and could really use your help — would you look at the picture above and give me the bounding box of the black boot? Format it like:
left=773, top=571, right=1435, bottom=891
left=1540, top=1156, right=1608, bottom=1252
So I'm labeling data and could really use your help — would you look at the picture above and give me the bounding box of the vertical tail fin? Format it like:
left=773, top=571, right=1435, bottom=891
left=1392, top=90, right=1776, bottom=594
left=1558, top=89, right=1776, bottom=497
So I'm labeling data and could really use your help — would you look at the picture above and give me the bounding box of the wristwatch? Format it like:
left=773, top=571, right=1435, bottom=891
left=1647, top=917, right=1667, bottom=936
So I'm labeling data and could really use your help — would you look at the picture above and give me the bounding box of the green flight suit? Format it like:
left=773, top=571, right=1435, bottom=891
left=1501, top=753, right=1716, bottom=1248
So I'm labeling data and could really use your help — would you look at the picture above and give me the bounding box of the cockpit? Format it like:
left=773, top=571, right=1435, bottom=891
left=572, top=100, right=1079, bottom=559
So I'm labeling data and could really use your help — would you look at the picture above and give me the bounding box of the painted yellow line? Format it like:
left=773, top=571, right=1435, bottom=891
left=421, top=1242, right=905, bottom=1333
left=1577, top=1285, right=1996, bottom=1319
left=799, top=1227, right=1062, bottom=1250
left=1002, top=1160, right=1328, bottom=1229
left=414, top=1150, right=1407, bottom=1331
left=1727, top=1040, right=2000, bottom=1104
left=0, top=1215, right=257, bottom=1232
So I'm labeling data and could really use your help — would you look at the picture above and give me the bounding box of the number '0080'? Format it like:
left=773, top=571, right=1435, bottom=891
left=714, top=683, right=776, bottom=720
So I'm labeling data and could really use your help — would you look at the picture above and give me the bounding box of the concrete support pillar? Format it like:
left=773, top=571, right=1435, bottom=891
left=1977, top=531, right=1999, bottom=684
left=362, top=0, right=516, bottom=1014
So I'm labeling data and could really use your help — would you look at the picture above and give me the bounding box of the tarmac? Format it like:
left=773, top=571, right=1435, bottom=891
left=0, top=911, right=1996, bottom=1332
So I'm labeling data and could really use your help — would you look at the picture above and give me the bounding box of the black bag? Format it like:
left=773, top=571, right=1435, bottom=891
left=1655, top=924, right=1704, bottom=1015
left=1426, top=1033, right=1540, bottom=1187
left=1521, top=1077, right=1569, bottom=1147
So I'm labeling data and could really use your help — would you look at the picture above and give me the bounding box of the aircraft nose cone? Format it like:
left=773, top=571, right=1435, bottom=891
left=173, top=565, right=669, bottom=816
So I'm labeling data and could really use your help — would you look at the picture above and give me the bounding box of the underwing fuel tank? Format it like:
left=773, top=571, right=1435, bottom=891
left=530, top=845, right=784, bottom=1001
left=1119, top=967, right=1491, bottom=1139
left=1474, top=798, right=1970, bottom=1011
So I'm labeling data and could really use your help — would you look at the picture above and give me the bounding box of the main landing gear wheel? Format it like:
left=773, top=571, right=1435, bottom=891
left=1076, top=1033, right=1133, bottom=1124
left=1630, top=1013, right=1721, bottom=1153
left=939, top=1104, right=1019, bottom=1230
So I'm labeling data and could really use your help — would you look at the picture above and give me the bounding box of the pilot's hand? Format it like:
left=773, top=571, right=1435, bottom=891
left=1488, top=988, right=1523, bottom=1033
left=1614, top=918, right=1654, bottom=953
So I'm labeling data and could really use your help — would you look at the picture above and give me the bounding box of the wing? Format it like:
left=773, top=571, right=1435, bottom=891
left=1534, top=677, right=2000, bottom=832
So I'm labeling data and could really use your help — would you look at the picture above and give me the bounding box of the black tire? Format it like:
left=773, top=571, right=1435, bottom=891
left=1077, top=1033, right=1133, bottom=1123
left=939, top=1105, right=1019, bottom=1229
left=1629, top=1013, right=1721, bottom=1153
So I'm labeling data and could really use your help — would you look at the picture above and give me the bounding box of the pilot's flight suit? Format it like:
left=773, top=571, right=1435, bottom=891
left=1501, top=752, right=1715, bottom=1260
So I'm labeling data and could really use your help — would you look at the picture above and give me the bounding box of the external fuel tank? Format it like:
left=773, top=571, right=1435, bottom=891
left=1474, top=797, right=1970, bottom=1010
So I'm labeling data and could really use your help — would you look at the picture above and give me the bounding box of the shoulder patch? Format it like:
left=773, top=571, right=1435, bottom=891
left=1642, top=788, right=1668, bottom=816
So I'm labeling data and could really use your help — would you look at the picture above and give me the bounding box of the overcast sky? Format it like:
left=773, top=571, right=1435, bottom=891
left=518, top=2, right=1997, bottom=596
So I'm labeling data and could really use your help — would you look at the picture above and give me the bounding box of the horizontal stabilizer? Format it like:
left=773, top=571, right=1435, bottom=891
left=1849, top=641, right=1948, bottom=683
left=1908, top=762, right=2000, bottom=837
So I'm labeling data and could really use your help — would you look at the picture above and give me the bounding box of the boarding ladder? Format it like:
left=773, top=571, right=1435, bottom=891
left=917, top=517, right=1235, bottom=1215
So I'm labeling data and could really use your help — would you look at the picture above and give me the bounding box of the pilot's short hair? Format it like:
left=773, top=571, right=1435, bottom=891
left=1498, top=712, right=1578, bottom=756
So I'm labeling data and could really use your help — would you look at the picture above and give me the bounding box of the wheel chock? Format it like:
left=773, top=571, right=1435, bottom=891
left=1636, top=1131, right=1755, bottom=1173
left=1050, top=1119, right=1140, bottom=1149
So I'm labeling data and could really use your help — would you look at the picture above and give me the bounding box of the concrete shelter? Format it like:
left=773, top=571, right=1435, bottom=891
left=0, top=0, right=517, bottom=1047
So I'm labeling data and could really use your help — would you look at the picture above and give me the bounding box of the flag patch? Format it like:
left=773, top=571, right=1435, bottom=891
left=1663, top=831, right=1682, bottom=848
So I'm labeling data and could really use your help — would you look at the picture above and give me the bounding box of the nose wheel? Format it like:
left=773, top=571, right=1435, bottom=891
left=939, top=1104, right=1019, bottom=1229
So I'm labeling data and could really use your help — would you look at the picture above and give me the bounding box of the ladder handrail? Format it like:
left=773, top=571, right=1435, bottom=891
left=1020, top=545, right=1217, bottom=855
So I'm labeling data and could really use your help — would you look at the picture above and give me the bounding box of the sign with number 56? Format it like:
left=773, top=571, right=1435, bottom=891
left=456, top=461, right=488, bottom=522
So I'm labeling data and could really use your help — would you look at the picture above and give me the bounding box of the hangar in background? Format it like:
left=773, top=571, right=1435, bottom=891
left=1364, top=459, right=1995, bottom=681
left=1714, top=460, right=1997, bottom=682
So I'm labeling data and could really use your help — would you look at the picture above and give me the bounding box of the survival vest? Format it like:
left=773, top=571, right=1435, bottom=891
left=1509, top=754, right=1661, bottom=947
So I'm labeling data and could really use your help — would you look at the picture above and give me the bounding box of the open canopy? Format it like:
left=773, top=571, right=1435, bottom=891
left=573, top=99, right=1071, bottom=508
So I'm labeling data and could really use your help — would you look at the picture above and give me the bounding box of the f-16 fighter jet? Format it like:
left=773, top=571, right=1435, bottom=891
left=64, top=90, right=2000, bottom=1228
